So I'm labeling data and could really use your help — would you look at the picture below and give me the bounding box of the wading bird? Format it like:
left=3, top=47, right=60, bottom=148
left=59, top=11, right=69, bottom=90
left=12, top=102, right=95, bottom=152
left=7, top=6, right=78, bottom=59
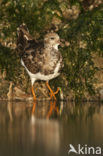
left=17, top=24, right=63, bottom=100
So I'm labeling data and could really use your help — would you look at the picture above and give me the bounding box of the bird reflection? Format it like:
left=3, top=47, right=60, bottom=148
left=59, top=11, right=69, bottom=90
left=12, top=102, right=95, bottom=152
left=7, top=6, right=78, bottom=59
left=31, top=100, right=60, bottom=119
left=32, top=101, right=36, bottom=114
left=1, top=101, right=103, bottom=156
left=7, top=100, right=62, bottom=123
left=5, top=101, right=61, bottom=156
left=30, top=117, right=60, bottom=155
left=46, top=100, right=59, bottom=118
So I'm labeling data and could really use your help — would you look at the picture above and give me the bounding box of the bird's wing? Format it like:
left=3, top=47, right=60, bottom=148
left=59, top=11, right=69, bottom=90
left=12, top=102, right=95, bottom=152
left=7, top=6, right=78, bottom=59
left=17, top=23, right=45, bottom=74
left=17, top=24, right=63, bottom=75
left=17, top=23, right=37, bottom=56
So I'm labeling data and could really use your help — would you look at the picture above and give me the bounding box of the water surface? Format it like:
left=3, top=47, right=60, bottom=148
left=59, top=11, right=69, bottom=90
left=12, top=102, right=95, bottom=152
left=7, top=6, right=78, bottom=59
left=0, top=101, right=103, bottom=156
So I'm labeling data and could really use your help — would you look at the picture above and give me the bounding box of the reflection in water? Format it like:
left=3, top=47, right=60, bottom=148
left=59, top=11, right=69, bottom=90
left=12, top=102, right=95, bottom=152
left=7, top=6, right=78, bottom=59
left=7, top=101, right=13, bottom=121
left=30, top=119, right=60, bottom=155
left=30, top=101, right=60, bottom=155
left=31, top=100, right=60, bottom=119
left=0, top=101, right=103, bottom=156
left=46, top=101, right=59, bottom=118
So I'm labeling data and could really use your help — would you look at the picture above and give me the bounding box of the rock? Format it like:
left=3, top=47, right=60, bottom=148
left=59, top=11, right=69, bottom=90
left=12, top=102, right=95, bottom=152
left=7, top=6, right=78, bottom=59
left=99, top=88, right=103, bottom=100
left=13, top=87, right=33, bottom=101
left=0, top=79, right=9, bottom=100
left=7, top=82, right=13, bottom=101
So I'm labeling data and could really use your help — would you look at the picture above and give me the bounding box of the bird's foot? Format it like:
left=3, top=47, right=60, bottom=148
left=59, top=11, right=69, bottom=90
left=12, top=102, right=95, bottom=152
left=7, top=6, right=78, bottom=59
left=50, top=87, right=60, bottom=100
left=46, top=81, right=60, bottom=100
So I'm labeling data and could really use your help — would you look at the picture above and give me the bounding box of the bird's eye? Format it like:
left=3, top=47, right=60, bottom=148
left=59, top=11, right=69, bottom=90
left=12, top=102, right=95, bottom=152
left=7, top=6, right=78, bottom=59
left=51, top=37, right=54, bottom=40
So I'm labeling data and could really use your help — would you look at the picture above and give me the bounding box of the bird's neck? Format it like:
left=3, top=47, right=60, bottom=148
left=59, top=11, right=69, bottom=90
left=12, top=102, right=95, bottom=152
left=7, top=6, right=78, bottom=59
left=53, top=44, right=59, bottom=50
left=45, top=44, right=59, bottom=50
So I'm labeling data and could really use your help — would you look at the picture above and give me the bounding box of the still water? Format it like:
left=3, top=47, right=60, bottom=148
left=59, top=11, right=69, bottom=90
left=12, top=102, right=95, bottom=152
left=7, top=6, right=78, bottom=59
left=0, top=100, right=103, bottom=156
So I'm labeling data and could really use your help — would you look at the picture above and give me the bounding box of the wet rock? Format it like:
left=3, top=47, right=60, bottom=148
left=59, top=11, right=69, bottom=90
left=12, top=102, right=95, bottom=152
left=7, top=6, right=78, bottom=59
left=0, top=79, right=9, bottom=100
left=99, top=88, right=103, bottom=100
left=82, top=0, right=103, bottom=11
left=51, top=16, right=62, bottom=26
left=13, top=87, right=33, bottom=101
left=7, top=82, right=13, bottom=101
left=60, top=3, right=80, bottom=20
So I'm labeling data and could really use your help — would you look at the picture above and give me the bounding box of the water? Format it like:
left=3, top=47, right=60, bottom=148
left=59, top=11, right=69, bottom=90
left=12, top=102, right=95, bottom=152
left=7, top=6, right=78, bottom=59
left=0, top=101, right=103, bottom=156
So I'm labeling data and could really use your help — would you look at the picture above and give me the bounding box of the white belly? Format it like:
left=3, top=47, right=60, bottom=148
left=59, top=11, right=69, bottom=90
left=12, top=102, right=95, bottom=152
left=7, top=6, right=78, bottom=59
left=21, top=59, right=60, bottom=84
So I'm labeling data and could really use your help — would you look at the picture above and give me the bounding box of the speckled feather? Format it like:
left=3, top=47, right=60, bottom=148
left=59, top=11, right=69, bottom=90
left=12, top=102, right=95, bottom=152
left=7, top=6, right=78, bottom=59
left=17, top=24, right=63, bottom=84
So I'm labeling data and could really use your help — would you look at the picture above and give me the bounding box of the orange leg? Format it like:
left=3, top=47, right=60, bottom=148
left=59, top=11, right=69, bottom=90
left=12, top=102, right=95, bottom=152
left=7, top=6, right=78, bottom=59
left=46, top=81, right=59, bottom=100
left=32, top=86, right=36, bottom=101
left=50, top=87, right=60, bottom=99
left=32, top=101, right=36, bottom=114
left=47, top=101, right=59, bottom=118
left=46, top=81, right=56, bottom=100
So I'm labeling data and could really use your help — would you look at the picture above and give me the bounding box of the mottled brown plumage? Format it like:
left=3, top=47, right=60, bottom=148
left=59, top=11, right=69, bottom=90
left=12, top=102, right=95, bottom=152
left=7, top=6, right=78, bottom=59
left=17, top=24, right=63, bottom=100
left=17, top=24, right=63, bottom=77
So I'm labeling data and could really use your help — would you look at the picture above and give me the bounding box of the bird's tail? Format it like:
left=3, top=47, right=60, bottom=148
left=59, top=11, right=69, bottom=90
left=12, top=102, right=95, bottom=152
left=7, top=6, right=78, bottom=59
left=17, top=23, right=33, bottom=54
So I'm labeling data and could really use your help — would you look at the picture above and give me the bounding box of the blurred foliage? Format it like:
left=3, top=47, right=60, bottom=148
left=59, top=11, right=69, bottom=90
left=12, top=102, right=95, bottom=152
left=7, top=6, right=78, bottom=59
left=0, top=0, right=103, bottom=99
left=0, top=44, right=18, bottom=80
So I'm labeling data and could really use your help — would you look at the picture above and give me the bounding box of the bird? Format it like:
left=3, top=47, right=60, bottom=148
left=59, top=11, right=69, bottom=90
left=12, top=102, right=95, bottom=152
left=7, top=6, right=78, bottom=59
left=17, top=23, right=63, bottom=101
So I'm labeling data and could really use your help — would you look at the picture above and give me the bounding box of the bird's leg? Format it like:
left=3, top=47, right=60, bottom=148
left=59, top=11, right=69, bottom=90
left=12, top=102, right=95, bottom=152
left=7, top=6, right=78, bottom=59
left=46, top=81, right=56, bottom=100
left=50, top=87, right=60, bottom=99
left=46, top=81, right=59, bottom=100
left=32, top=86, right=36, bottom=101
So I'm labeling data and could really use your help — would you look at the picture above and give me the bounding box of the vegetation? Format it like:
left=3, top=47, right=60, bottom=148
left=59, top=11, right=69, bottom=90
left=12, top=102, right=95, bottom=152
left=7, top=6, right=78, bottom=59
left=0, top=0, right=103, bottom=100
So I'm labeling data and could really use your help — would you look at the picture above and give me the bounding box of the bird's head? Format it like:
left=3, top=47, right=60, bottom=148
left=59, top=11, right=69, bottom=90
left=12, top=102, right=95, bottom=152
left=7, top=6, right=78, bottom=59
left=44, top=32, right=60, bottom=50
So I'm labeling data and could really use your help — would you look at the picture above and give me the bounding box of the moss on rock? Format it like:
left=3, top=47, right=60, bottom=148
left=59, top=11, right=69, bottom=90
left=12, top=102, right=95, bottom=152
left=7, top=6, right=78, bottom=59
left=0, top=0, right=103, bottom=100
